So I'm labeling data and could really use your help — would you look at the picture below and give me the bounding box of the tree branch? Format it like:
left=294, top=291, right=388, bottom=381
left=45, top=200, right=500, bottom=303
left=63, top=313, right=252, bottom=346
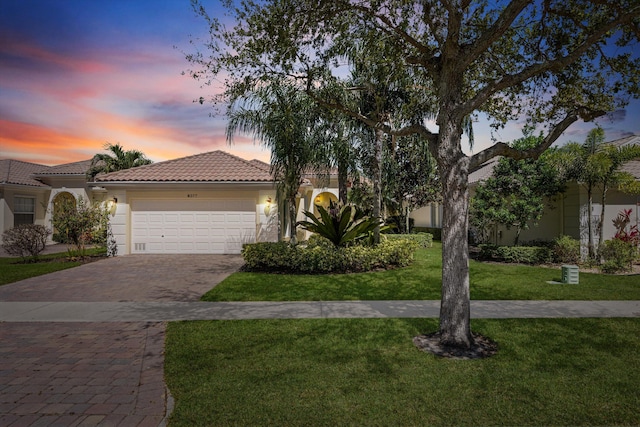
left=469, top=107, right=606, bottom=171
left=459, top=0, right=532, bottom=70
left=459, top=4, right=639, bottom=116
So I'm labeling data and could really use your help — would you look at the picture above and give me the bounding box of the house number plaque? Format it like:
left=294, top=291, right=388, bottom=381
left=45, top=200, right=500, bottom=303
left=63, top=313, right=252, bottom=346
left=187, top=194, right=198, bottom=198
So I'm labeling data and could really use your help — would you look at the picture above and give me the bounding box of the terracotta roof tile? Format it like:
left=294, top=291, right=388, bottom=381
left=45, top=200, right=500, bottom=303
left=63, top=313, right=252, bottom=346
left=608, top=135, right=640, bottom=180
left=94, top=151, right=273, bottom=182
left=0, top=159, right=50, bottom=187
left=34, top=159, right=93, bottom=175
left=248, top=159, right=271, bottom=172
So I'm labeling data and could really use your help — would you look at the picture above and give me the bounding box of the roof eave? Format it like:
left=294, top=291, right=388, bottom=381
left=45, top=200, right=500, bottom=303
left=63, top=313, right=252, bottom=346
left=88, top=180, right=276, bottom=188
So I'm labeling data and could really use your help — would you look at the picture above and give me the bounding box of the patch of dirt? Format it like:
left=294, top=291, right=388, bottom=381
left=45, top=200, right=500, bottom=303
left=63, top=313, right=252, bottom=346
left=413, top=332, right=498, bottom=360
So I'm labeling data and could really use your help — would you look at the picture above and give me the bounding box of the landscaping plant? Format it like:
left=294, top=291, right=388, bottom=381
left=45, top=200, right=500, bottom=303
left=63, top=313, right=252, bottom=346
left=552, top=235, right=581, bottom=264
left=600, top=209, right=640, bottom=273
left=297, top=201, right=382, bottom=247
left=1, top=224, right=51, bottom=261
left=51, top=196, right=109, bottom=256
left=241, top=236, right=418, bottom=274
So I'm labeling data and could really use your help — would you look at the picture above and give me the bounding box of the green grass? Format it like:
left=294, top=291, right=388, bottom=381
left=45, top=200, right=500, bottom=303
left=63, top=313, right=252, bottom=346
left=0, top=247, right=107, bottom=286
left=165, top=318, right=640, bottom=426
left=202, top=242, right=640, bottom=301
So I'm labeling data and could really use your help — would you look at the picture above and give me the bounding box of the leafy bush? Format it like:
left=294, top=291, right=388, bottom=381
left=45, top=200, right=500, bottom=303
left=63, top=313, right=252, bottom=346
left=1, top=224, right=51, bottom=260
left=386, top=233, right=433, bottom=248
left=242, top=238, right=419, bottom=273
left=414, top=227, right=442, bottom=241
left=600, top=239, right=637, bottom=274
left=478, top=244, right=552, bottom=264
left=552, top=235, right=581, bottom=264
left=51, top=196, right=108, bottom=253
left=297, top=202, right=381, bottom=247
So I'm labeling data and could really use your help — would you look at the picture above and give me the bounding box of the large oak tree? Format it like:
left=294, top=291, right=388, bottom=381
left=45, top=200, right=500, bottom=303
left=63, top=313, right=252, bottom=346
left=188, top=0, right=640, bottom=349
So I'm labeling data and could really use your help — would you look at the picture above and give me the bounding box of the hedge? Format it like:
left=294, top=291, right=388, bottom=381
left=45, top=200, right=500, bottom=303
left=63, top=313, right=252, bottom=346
left=242, top=237, right=419, bottom=273
left=478, top=244, right=553, bottom=265
left=385, top=232, right=433, bottom=248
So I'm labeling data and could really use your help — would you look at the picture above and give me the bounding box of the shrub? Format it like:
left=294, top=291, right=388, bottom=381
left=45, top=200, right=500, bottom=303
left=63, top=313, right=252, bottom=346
left=414, top=227, right=442, bottom=241
left=242, top=238, right=419, bottom=273
left=1, top=224, right=51, bottom=260
left=51, top=196, right=108, bottom=254
left=386, top=233, right=433, bottom=248
left=478, top=244, right=552, bottom=264
left=552, top=235, right=581, bottom=264
left=297, top=202, right=381, bottom=247
left=600, top=239, right=637, bottom=274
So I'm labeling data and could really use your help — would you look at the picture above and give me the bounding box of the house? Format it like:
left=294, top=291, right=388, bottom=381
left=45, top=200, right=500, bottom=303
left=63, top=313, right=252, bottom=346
left=1, top=150, right=338, bottom=254
left=466, top=135, right=640, bottom=249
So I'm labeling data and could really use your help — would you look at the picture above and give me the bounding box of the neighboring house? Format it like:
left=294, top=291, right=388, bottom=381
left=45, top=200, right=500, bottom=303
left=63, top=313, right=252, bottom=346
left=0, top=159, right=52, bottom=237
left=0, top=150, right=340, bottom=254
left=467, top=135, right=640, bottom=248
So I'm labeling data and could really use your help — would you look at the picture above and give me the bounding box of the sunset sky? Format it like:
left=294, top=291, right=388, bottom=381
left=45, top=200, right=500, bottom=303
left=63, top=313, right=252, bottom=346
left=1, top=0, right=639, bottom=166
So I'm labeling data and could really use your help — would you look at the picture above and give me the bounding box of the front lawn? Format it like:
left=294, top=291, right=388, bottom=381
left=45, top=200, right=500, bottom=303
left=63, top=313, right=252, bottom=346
left=202, top=243, right=640, bottom=301
left=0, top=248, right=107, bottom=286
left=165, top=318, right=640, bottom=426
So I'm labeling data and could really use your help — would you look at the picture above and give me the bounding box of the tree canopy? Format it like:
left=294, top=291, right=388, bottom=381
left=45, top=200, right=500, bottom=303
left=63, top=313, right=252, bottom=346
left=471, top=135, right=567, bottom=245
left=188, top=0, right=640, bottom=350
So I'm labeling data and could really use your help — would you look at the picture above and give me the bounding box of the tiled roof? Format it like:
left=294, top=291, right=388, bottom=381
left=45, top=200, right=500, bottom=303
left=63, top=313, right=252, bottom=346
left=621, top=160, right=640, bottom=179
left=34, top=159, right=93, bottom=176
left=248, top=159, right=271, bottom=172
left=607, top=135, right=640, bottom=180
left=605, top=134, right=640, bottom=149
left=94, top=151, right=273, bottom=183
left=0, top=159, right=50, bottom=188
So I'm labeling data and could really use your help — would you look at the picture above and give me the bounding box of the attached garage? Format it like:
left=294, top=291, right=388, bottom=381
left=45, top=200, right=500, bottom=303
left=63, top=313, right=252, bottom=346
left=131, top=199, right=257, bottom=254
left=92, top=151, right=277, bottom=255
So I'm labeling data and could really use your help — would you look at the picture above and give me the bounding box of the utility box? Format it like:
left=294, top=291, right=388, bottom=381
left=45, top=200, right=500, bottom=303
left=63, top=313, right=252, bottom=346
left=561, top=265, right=579, bottom=284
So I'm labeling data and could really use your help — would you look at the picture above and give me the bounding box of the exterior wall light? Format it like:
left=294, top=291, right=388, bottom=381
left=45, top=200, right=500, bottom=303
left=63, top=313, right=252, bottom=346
left=108, top=197, right=118, bottom=216
left=264, top=197, right=272, bottom=216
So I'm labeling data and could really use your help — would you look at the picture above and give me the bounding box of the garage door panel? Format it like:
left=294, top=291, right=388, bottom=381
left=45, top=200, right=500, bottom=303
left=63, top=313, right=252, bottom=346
left=132, top=199, right=256, bottom=254
left=179, top=228, right=194, bottom=238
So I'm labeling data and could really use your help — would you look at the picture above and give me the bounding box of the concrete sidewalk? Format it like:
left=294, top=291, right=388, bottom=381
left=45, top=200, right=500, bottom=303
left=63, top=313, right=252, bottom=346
left=2, top=300, right=639, bottom=322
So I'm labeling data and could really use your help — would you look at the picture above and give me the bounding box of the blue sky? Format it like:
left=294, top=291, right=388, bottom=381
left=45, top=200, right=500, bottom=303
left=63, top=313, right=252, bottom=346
left=1, top=0, right=638, bottom=166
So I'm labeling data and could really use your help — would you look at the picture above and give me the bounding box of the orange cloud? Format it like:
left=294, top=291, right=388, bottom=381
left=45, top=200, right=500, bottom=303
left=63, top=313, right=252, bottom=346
left=0, top=119, right=105, bottom=165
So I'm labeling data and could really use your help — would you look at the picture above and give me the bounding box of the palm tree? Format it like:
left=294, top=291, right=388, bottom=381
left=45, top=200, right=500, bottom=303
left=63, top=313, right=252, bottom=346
left=563, top=128, right=640, bottom=259
left=596, top=143, right=640, bottom=254
left=226, top=82, right=322, bottom=245
left=87, top=143, right=152, bottom=179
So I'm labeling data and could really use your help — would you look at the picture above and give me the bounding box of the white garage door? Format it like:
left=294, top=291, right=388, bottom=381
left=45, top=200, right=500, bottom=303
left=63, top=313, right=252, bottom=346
left=131, top=199, right=256, bottom=254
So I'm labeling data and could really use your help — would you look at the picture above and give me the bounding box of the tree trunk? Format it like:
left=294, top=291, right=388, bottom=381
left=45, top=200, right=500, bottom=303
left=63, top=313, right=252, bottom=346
left=597, top=187, right=608, bottom=259
left=587, top=186, right=595, bottom=259
left=338, top=158, right=348, bottom=205
left=288, top=195, right=298, bottom=245
left=437, top=127, right=474, bottom=349
left=372, top=128, right=383, bottom=244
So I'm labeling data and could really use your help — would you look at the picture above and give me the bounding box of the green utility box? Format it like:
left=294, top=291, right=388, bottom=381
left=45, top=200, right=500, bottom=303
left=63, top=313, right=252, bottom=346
left=561, top=265, right=579, bottom=284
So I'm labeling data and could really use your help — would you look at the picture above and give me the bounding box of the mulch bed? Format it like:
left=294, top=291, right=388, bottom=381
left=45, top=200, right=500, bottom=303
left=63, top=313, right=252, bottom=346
left=413, top=332, right=499, bottom=360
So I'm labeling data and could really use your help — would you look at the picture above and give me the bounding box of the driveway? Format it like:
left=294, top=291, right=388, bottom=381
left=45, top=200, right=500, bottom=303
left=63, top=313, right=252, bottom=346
left=0, top=254, right=245, bottom=302
left=0, top=254, right=243, bottom=427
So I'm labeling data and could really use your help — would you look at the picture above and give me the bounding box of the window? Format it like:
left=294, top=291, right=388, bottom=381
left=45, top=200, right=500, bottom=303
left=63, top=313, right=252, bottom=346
left=14, top=196, right=35, bottom=225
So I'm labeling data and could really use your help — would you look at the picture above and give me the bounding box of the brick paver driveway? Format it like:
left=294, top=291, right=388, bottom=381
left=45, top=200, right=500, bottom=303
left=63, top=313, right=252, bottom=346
left=0, top=254, right=244, bottom=427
